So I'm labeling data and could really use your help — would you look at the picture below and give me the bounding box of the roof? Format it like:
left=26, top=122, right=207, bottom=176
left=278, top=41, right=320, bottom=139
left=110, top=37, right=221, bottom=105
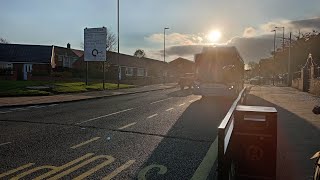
left=71, top=49, right=84, bottom=57
left=169, top=57, right=194, bottom=65
left=54, top=46, right=83, bottom=58
left=106, top=51, right=167, bottom=68
left=0, top=43, right=53, bottom=64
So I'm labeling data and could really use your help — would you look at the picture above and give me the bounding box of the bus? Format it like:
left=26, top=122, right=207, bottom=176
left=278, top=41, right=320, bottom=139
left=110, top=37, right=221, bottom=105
left=193, top=46, right=244, bottom=98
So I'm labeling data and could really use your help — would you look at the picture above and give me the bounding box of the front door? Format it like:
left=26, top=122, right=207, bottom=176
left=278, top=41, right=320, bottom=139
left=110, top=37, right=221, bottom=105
left=23, top=64, right=32, bottom=80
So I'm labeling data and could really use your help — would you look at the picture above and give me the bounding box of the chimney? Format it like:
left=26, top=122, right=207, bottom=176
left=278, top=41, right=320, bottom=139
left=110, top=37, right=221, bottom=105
left=67, top=43, right=71, bottom=49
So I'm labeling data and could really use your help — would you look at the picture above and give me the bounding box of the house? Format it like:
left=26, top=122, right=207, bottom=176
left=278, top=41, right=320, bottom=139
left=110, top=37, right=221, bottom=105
left=0, top=43, right=53, bottom=80
left=75, top=51, right=168, bottom=85
left=0, top=43, right=168, bottom=85
left=168, top=57, right=195, bottom=80
left=51, top=43, right=84, bottom=71
left=0, top=43, right=85, bottom=80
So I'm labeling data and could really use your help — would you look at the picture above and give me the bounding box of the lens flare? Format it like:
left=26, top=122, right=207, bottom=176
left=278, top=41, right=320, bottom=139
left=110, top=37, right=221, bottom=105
left=208, top=31, right=221, bottom=42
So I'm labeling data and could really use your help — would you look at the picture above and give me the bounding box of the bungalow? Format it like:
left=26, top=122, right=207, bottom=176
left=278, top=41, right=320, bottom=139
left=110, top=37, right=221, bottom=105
left=0, top=43, right=169, bottom=85
left=0, top=43, right=53, bottom=80
left=75, top=51, right=168, bottom=85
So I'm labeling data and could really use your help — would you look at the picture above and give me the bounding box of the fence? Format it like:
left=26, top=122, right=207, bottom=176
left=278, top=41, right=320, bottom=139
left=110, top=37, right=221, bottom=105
left=293, top=71, right=301, bottom=79
left=217, top=87, right=249, bottom=179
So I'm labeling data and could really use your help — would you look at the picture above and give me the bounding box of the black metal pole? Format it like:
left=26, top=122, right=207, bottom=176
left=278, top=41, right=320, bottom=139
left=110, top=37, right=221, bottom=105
left=117, top=0, right=120, bottom=89
left=164, top=28, right=165, bottom=63
left=103, top=62, right=105, bottom=90
left=86, top=61, right=88, bottom=85
left=288, top=32, right=292, bottom=86
left=273, top=30, right=276, bottom=86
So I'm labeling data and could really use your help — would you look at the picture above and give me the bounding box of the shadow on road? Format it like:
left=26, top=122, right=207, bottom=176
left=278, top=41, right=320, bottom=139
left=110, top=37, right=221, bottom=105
left=135, top=97, right=233, bottom=179
left=245, top=94, right=320, bottom=180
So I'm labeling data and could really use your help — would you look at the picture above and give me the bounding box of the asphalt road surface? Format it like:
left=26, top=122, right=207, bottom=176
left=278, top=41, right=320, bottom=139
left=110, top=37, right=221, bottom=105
left=0, top=88, right=234, bottom=180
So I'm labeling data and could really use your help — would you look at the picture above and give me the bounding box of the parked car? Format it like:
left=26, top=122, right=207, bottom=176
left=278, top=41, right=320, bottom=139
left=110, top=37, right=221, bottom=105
left=178, top=73, right=195, bottom=90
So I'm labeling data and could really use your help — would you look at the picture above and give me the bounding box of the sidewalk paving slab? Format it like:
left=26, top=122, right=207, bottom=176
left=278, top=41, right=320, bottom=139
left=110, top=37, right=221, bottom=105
left=246, top=85, right=320, bottom=180
left=0, top=83, right=178, bottom=108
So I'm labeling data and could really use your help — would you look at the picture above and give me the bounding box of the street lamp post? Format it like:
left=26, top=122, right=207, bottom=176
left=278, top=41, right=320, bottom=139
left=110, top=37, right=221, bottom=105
left=163, top=27, right=169, bottom=84
left=117, top=0, right=120, bottom=89
left=164, top=27, right=169, bottom=63
left=271, top=29, right=277, bottom=86
left=275, top=27, right=285, bottom=52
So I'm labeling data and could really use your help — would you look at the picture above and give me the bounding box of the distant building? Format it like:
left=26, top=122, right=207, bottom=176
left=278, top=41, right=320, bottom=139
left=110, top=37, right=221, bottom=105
left=168, top=57, right=195, bottom=80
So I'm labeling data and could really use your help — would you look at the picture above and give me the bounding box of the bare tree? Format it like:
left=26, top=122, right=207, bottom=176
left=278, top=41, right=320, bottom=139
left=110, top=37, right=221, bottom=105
left=80, top=27, right=117, bottom=52
left=0, top=37, right=9, bottom=44
left=133, top=49, right=146, bottom=58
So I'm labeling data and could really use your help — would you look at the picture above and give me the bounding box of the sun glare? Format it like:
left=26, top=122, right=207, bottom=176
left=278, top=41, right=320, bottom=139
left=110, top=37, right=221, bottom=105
left=208, top=30, right=221, bottom=42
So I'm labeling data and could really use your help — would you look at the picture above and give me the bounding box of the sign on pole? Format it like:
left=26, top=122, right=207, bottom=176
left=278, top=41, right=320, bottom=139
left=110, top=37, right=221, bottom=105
left=84, top=27, right=107, bottom=61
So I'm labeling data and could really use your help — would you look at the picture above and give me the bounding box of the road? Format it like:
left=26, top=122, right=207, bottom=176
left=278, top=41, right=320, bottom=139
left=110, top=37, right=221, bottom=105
left=0, top=88, right=234, bottom=179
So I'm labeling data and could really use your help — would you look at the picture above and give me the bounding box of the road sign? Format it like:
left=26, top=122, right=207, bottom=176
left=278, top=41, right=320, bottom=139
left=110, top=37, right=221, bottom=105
left=84, top=27, right=107, bottom=61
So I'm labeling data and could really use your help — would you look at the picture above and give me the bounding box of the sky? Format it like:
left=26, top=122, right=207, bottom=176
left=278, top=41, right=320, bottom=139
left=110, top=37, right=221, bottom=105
left=1, top=0, right=320, bottom=63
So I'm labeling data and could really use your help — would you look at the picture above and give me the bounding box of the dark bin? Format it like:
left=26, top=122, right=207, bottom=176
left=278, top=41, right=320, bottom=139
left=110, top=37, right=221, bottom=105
left=232, top=105, right=277, bottom=180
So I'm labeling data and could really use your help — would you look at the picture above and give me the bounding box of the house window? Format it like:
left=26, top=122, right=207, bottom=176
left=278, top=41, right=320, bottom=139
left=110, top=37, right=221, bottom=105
left=125, top=67, right=133, bottom=76
left=137, top=68, right=145, bottom=77
left=63, top=56, right=70, bottom=68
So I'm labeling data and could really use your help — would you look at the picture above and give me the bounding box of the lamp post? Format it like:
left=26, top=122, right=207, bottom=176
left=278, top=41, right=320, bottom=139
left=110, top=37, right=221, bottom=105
left=117, top=0, right=120, bottom=89
left=164, top=27, right=169, bottom=63
left=163, top=27, right=169, bottom=84
left=275, top=26, right=285, bottom=52
left=271, top=29, right=277, bottom=86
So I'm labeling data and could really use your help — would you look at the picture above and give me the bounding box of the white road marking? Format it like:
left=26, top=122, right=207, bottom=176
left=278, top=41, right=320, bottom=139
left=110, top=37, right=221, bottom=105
left=178, top=103, right=185, bottom=106
left=76, top=108, right=134, bottom=125
left=147, top=114, right=158, bottom=119
left=71, top=137, right=101, bottom=149
left=33, top=105, right=45, bottom=109
left=0, top=111, right=12, bottom=114
left=166, top=108, right=174, bottom=111
left=118, top=122, right=137, bottom=130
left=150, top=97, right=173, bottom=105
left=191, top=138, right=218, bottom=180
left=48, top=104, right=58, bottom=107
left=0, top=142, right=12, bottom=147
left=10, top=108, right=27, bottom=111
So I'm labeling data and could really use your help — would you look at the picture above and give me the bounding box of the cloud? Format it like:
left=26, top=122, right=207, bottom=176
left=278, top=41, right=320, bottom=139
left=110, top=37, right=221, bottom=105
left=251, top=17, right=320, bottom=36
left=146, top=17, right=320, bottom=63
left=145, top=33, right=204, bottom=45
left=227, top=35, right=274, bottom=62
left=243, top=27, right=257, bottom=37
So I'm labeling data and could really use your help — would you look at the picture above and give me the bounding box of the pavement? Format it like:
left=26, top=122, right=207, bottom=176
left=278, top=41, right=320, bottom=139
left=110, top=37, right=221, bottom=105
left=0, top=83, right=177, bottom=108
left=0, top=87, right=234, bottom=179
left=246, top=85, right=320, bottom=180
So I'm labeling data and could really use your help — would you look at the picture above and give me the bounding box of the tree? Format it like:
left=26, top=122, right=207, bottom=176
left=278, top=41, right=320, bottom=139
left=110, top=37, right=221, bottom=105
left=80, top=27, right=117, bottom=51
left=133, top=49, right=146, bottom=58
left=0, top=37, right=9, bottom=44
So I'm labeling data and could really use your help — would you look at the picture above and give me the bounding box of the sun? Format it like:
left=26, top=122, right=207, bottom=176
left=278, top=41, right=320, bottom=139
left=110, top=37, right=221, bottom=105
left=208, top=30, right=221, bottom=42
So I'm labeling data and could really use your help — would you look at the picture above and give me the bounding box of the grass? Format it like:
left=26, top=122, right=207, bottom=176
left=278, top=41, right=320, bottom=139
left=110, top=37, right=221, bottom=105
left=0, top=80, right=135, bottom=97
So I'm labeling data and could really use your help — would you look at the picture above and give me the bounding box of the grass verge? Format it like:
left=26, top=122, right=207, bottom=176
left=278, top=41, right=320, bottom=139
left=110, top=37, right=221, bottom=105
left=0, top=80, right=135, bottom=96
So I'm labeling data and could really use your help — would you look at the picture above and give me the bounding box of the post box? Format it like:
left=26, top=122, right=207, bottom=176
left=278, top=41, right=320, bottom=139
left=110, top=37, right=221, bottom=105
left=232, top=105, right=277, bottom=180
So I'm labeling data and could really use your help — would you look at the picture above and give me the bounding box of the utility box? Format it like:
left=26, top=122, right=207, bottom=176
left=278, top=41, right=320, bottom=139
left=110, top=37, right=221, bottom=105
left=232, top=105, right=277, bottom=180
